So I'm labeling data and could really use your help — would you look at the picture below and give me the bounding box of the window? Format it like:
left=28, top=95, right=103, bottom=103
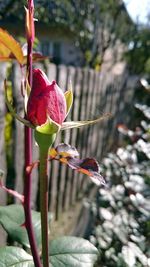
left=40, top=40, right=61, bottom=64
left=53, top=42, right=61, bottom=65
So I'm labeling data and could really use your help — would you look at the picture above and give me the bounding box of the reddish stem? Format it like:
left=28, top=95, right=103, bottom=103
left=23, top=1, right=42, bottom=266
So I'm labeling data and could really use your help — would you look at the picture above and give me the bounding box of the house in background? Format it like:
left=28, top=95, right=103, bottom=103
left=36, top=24, right=82, bottom=66
left=0, top=0, right=133, bottom=69
left=0, top=1, right=83, bottom=66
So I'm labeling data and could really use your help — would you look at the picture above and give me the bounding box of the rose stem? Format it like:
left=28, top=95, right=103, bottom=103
left=24, top=0, right=42, bottom=266
left=39, top=147, right=49, bottom=267
left=35, top=132, right=56, bottom=267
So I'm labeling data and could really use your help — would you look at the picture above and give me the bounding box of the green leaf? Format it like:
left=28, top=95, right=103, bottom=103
left=61, top=113, right=110, bottom=130
left=49, top=236, right=98, bottom=267
left=0, top=246, right=34, bottom=267
left=0, top=204, right=52, bottom=248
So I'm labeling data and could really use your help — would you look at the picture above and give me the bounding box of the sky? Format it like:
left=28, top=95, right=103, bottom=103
left=123, top=0, right=150, bottom=24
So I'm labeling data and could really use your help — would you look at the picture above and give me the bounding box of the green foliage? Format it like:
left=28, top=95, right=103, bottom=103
left=50, top=236, right=98, bottom=267
left=125, top=27, right=150, bottom=74
left=145, top=58, right=150, bottom=74
left=0, top=247, right=34, bottom=267
left=90, top=90, right=150, bottom=266
left=0, top=204, right=52, bottom=248
left=0, top=237, right=98, bottom=267
left=0, top=204, right=98, bottom=266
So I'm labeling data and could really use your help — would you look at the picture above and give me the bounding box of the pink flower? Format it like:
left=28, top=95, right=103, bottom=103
left=27, top=69, right=67, bottom=126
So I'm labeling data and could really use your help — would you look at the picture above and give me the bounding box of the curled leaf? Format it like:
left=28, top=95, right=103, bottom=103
left=49, top=143, right=79, bottom=159
left=66, top=157, right=99, bottom=171
left=49, top=143, right=105, bottom=186
left=66, top=157, right=105, bottom=186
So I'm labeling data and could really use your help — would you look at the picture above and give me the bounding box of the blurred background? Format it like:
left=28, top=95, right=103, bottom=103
left=0, top=1, right=150, bottom=266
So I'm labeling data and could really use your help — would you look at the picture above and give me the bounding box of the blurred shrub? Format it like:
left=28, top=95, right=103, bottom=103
left=90, top=90, right=150, bottom=267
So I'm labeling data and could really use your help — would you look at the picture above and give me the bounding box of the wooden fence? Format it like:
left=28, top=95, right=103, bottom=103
left=0, top=62, right=137, bottom=244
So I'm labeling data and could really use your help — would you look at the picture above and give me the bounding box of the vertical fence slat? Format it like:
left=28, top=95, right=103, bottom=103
left=12, top=63, right=24, bottom=201
left=54, top=64, right=72, bottom=213
left=0, top=63, right=7, bottom=245
left=49, top=65, right=68, bottom=219
left=63, top=66, right=76, bottom=208
left=67, top=68, right=83, bottom=203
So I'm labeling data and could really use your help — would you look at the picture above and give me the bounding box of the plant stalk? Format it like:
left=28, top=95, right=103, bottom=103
left=39, top=147, right=49, bottom=267
left=23, top=1, right=42, bottom=266
left=24, top=128, right=42, bottom=267
left=35, top=131, right=56, bottom=267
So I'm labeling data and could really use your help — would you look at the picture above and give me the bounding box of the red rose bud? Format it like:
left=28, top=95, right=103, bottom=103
left=27, top=69, right=67, bottom=126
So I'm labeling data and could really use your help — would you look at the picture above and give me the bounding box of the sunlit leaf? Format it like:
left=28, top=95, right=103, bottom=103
left=0, top=42, right=11, bottom=57
left=49, top=236, right=98, bottom=267
left=0, top=246, right=34, bottom=267
left=0, top=28, right=24, bottom=64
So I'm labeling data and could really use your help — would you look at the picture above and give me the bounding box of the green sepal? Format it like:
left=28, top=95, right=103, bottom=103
left=36, top=117, right=60, bottom=135
left=34, top=130, right=56, bottom=152
left=64, top=88, right=73, bottom=117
